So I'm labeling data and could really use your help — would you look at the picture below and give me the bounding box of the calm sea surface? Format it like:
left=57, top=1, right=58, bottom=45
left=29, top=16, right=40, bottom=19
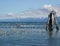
left=0, top=22, right=60, bottom=46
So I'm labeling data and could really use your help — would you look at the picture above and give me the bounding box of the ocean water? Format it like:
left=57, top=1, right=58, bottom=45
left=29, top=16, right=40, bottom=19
left=0, top=22, right=60, bottom=46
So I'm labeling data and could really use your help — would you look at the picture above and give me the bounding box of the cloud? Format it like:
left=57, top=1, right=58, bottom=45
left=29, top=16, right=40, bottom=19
left=43, top=4, right=52, bottom=11
left=0, top=4, right=60, bottom=19
left=43, top=4, right=60, bottom=16
left=43, top=4, right=58, bottom=11
left=18, top=4, right=60, bottom=18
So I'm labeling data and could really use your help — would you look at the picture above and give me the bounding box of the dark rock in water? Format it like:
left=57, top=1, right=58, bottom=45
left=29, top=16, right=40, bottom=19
left=56, top=25, right=59, bottom=31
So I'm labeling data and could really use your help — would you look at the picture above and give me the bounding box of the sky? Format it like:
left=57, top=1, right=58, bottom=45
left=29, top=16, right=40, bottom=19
left=0, top=0, right=60, bottom=19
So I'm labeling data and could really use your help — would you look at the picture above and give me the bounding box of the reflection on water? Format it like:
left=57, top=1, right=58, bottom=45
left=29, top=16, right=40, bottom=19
left=47, top=29, right=59, bottom=38
left=47, top=32, right=58, bottom=46
left=46, top=29, right=60, bottom=46
left=0, top=22, right=60, bottom=46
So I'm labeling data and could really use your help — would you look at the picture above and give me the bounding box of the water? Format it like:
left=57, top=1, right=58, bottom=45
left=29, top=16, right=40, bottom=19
left=0, top=22, right=60, bottom=46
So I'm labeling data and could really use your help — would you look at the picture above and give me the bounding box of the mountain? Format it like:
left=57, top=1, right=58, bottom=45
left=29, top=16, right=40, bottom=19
left=0, top=17, right=60, bottom=22
left=0, top=17, right=47, bottom=22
